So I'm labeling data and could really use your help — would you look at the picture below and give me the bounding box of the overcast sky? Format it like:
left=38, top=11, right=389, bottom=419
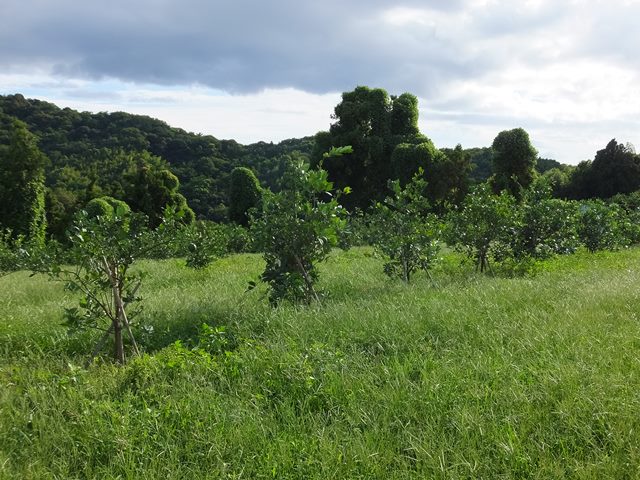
left=1, top=0, right=639, bottom=164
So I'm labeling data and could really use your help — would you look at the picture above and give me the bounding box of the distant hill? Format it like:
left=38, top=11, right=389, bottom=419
left=0, top=94, right=568, bottom=230
left=0, top=94, right=313, bottom=223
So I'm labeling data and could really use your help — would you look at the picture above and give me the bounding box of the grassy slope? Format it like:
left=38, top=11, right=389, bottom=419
left=1, top=248, right=639, bottom=479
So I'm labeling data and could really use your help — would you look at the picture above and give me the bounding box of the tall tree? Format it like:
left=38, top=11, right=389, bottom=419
left=312, top=87, right=430, bottom=210
left=589, top=139, right=640, bottom=198
left=0, top=119, right=47, bottom=245
left=228, top=166, right=262, bottom=226
left=490, top=128, right=537, bottom=198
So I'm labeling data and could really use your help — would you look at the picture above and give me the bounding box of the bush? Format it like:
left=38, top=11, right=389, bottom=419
left=577, top=200, right=627, bottom=252
left=514, top=188, right=580, bottom=259
left=447, top=184, right=516, bottom=273
left=369, top=172, right=441, bottom=282
left=250, top=154, right=349, bottom=304
left=228, top=167, right=262, bottom=226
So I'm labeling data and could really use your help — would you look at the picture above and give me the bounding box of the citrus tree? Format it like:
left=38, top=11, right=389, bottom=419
left=448, top=184, right=515, bottom=273
left=369, top=170, right=441, bottom=283
left=251, top=147, right=351, bottom=304
left=33, top=204, right=183, bottom=364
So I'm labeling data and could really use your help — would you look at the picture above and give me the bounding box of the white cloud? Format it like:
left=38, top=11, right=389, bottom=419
left=1, top=0, right=640, bottom=164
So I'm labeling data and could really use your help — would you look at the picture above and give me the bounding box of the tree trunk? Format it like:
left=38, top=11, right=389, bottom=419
left=113, top=317, right=125, bottom=364
left=294, top=254, right=320, bottom=303
left=402, top=253, right=409, bottom=283
left=105, top=257, right=127, bottom=364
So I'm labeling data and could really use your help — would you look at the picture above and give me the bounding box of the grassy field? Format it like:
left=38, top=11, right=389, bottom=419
left=1, top=247, right=640, bottom=479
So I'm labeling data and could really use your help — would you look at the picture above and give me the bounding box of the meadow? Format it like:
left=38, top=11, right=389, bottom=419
left=1, top=247, right=639, bottom=479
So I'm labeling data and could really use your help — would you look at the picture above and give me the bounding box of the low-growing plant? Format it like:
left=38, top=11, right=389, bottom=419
left=181, top=221, right=230, bottom=269
left=0, top=229, right=21, bottom=277
left=250, top=147, right=351, bottom=304
left=369, top=170, right=441, bottom=283
left=513, top=187, right=580, bottom=259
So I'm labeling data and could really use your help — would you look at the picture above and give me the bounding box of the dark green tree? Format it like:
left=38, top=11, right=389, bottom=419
left=228, top=167, right=262, bottom=226
left=125, top=154, right=195, bottom=228
left=392, top=142, right=471, bottom=211
left=312, top=87, right=433, bottom=210
left=589, top=140, right=640, bottom=198
left=490, top=128, right=538, bottom=198
left=390, top=93, right=420, bottom=137
left=0, top=119, right=47, bottom=245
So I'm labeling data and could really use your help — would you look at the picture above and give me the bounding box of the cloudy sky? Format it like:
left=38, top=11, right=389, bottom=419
left=1, top=0, right=639, bottom=164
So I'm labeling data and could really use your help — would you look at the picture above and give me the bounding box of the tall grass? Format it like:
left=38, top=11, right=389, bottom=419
left=1, top=248, right=639, bottom=478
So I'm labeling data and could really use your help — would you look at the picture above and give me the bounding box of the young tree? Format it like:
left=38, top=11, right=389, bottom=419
left=33, top=203, right=182, bottom=364
left=369, top=171, right=441, bottom=283
left=512, top=186, right=580, bottom=259
left=0, top=230, right=22, bottom=277
left=490, top=128, right=538, bottom=198
left=448, top=184, right=516, bottom=273
left=577, top=199, right=627, bottom=252
left=251, top=148, right=351, bottom=304
left=228, top=166, right=262, bottom=226
left=0, top=119, right=47, bottom=245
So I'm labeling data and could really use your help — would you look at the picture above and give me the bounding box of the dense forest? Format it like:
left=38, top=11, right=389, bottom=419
left=0, top=94, right=314, bottom=237
left=1, top=89, right=639, bottom=242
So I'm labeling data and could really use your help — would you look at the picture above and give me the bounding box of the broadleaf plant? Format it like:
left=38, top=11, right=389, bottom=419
left=369, top=170, right=441, bottom=283
left=250, top=148, right=351, bottom=305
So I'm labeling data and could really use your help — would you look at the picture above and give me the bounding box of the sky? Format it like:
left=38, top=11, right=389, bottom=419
left=1, top=0, right=639, bottom=165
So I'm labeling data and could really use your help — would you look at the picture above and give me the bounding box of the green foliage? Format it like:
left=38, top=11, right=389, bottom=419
left=0, top=119, right=47, bottom=246
left=577, top=200, right=627, bottom=252
left=0, top=94, right=315, bottom=224
left=228, top=166, right=262, bottom=226
left=84, top=197, right=114, bottom=219
left=125, top=154, right=195, bottom=228
left=33, top=207, right=181, bottom=363
left=0, top=230, right=23, bottom=277
left=390, top=93, right=420, bottom=136
left=251, top=159, right=348, bottom=304
left=391, top=141, right=441, bottom=187
left=448, top=184, right=516, bottom=273
left=513, top=187, right=581, bottom=259
left=490, top=127, right=538, bottom=198
left=369, top=171, right=441, bottom=282
left=562, top=140, right=640, bottom=200
left=312, top=86, right=432, bottom=210
left=3, top=248, right=640, bottom=478
left=182, top=221, right=230, bottom=269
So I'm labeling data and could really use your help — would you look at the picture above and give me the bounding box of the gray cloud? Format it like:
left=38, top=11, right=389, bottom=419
left=0, top=0, right=521, bottom=95
left=2, top=0, right=640, bottom=164
left=3, top=0, right=639, bottom=96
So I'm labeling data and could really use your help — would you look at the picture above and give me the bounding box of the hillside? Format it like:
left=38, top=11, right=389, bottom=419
left=0, top=94, right=314, bottom=223
left=0, top=94, right=569, bottom=230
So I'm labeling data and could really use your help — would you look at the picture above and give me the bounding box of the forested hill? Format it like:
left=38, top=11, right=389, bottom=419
left=0, top=93, right=569, bottom=235
left=0, top=94, right=313, bottom=224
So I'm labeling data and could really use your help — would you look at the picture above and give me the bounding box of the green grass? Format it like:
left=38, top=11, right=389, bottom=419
left=1, top=248, right=640, bottom=479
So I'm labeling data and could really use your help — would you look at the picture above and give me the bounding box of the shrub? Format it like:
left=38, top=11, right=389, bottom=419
left=369, top=171, right=441, bottom=282
left=577, top=200, right=627, bottom=252
left=250, top=149, right=350, bottom=304
left=447, top=184, right=516, bottom=273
